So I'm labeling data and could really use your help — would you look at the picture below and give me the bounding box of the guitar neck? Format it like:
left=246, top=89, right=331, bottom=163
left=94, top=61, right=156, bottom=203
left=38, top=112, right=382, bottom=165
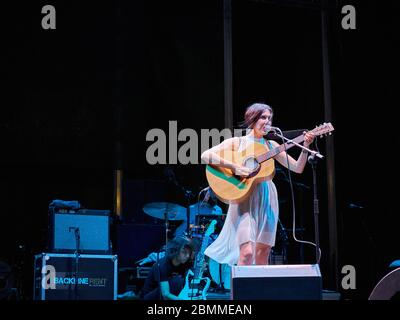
left=193, top=236, right=209, bottom=278
left=257, top=134, right=305, bottom=163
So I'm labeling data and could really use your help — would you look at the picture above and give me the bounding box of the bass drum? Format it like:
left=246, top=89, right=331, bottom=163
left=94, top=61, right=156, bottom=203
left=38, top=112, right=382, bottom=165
left=208, top=258, right=231, bottom=290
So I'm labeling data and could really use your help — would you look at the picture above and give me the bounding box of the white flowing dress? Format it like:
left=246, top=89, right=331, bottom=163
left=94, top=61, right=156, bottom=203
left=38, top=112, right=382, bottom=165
left=204, top=135, right=279, bottom=266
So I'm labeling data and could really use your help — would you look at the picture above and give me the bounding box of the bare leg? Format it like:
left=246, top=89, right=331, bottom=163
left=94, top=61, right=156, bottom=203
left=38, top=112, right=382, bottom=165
left=238, top=241, right=254, bottom=266
left=255, top=243, right=271, bottom=265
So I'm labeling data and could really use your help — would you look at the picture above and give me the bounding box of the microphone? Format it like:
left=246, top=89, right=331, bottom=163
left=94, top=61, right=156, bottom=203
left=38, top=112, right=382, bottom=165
left=203, top=188, right=211, bottom=203
left=264, top=125, right=281, bottom=132
left=199, top=186, right=211, bottom=206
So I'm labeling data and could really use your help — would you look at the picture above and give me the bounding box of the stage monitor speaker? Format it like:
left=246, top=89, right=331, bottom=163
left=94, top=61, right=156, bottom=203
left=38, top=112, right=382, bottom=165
left=231, top=264, right=322, bottom=300
left=50, top=209, right=111, bottom=254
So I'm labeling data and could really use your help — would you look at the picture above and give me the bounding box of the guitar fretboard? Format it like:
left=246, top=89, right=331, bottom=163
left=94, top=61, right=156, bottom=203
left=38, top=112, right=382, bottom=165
left=194, top=235, right=210, bottom=279
left=256, top=135, right=305, bottom=163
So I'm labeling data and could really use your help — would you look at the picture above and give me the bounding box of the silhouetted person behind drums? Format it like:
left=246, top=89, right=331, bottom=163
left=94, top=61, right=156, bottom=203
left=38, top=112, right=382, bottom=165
left=139, top=236, right=195, bottom=300
left=201, top=103, right=315, bottom=266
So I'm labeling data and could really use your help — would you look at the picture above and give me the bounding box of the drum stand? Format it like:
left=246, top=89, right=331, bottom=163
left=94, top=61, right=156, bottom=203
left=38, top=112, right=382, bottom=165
left=163, top=206, right=170, bottom=250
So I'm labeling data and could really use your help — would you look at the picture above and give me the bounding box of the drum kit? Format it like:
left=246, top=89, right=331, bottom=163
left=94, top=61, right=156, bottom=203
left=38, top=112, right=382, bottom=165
left=141, top=200, right=231, bottom=290
left=142, top=202, right=187, bottom=221
left=142, top=201, right=224, bottom=235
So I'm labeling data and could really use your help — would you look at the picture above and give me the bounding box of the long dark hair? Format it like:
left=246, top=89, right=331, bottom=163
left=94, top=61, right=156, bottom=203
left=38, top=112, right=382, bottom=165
left=166, top=236, right=195, bottom=260
left=240, top=103, right=274, bottom=129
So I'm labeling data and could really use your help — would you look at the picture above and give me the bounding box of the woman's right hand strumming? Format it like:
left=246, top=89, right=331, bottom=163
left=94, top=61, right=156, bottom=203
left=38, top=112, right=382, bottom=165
left=233, top=165, right=252, bottom=177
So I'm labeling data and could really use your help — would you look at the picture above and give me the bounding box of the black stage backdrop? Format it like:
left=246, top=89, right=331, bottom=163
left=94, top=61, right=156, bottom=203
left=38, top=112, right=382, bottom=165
left=0, top=0, right=399, bottom=300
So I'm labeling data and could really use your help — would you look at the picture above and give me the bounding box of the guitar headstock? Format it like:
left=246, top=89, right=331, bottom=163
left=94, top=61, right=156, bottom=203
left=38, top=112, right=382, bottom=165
left=310, top=122, right=334, bottom=138
left=205, top=220, right=217, bottom=237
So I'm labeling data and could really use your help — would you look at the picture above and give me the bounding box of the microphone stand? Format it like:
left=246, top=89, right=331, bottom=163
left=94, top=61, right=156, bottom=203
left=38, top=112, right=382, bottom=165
left=271, top=131, right=323, bottom=160
left=69, top=227, right=80, bottom=300
left=165, top=166, right=194, bottom=235
left=271, top=130, right=322, bottom=265
left=173, top=184, right=194, bottom=236
left=308, top=154, right=321, bottom=265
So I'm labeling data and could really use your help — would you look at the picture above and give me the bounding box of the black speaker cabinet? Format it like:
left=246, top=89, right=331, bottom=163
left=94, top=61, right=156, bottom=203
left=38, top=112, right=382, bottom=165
left=49, top=209, right=111, bottom=254
left=33, top=253, right=118, bottom=300
left=231, top=264, right=322, bottom=300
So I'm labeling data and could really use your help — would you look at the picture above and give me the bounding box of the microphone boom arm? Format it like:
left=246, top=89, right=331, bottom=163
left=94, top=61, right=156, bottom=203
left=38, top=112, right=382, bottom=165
left=272, top=131, right=324, bottom=159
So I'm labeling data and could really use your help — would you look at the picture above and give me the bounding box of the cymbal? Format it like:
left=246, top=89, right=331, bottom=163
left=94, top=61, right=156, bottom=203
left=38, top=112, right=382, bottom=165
left=143, top=202, right=187, bottom=220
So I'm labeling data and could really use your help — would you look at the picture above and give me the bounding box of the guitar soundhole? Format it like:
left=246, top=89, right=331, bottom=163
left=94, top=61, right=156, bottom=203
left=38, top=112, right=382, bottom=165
left=243, top=157, right=259, bottom=172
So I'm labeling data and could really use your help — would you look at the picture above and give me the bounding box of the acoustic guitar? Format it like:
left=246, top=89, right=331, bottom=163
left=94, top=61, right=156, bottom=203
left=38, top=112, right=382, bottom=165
left=205, top=123, right=334, bottom=204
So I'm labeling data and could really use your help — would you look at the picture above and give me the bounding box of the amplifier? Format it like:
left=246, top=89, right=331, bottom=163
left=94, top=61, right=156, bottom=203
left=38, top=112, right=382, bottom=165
left=33, top=253, right=118, bottom=300
left=231, top=264, right=322, bottom=300
left=136, top=267, right=152, bottom=279
left=49, top=209, right=111, bottom=254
